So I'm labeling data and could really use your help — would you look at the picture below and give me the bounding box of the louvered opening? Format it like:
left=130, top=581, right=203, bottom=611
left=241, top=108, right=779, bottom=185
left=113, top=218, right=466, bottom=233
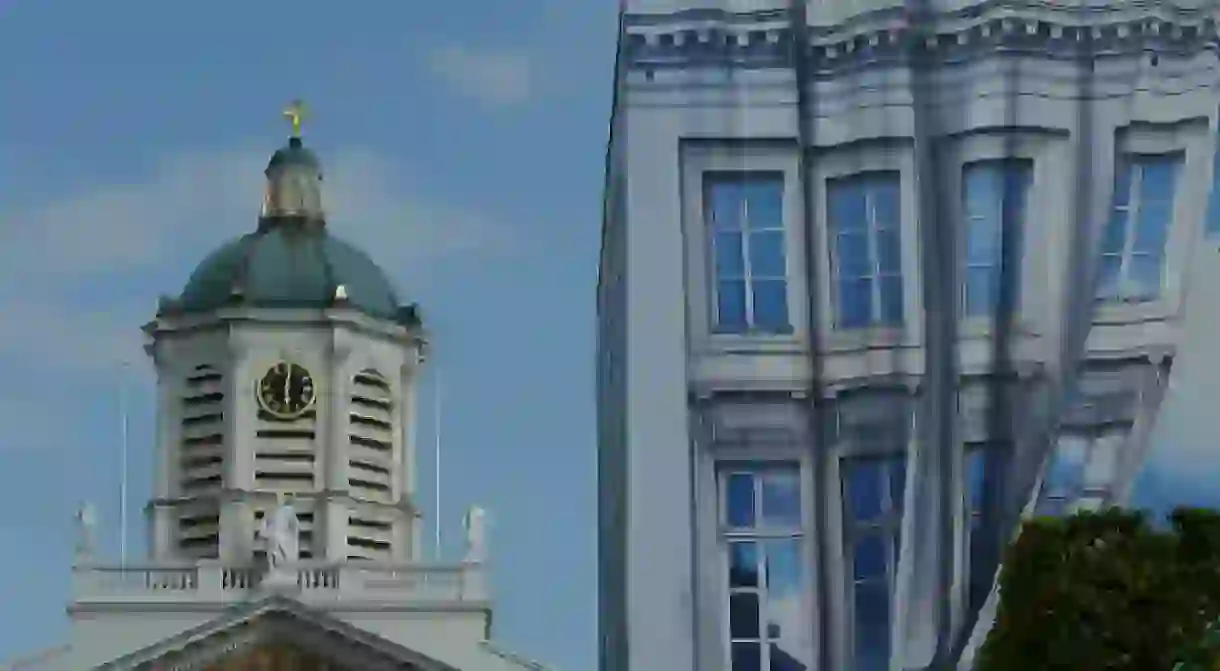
left=348, top=369, right=394, bottom=503
left=254, top=403, right=318, bottom=492
left=347, top=514, right=393, bottom=561
left=176, top=500, right=220, bottom=559
left=180, top=365, right=225, bottom=499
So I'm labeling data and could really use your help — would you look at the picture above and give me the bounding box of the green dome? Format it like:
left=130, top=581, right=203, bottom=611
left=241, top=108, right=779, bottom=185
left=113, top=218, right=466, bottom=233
left=177, top=225, right=402, bottom=320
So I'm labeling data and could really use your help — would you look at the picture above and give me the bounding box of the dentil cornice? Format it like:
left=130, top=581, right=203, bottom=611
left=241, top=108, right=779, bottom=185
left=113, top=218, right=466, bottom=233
left=623, top=0, right=1220, bottom=73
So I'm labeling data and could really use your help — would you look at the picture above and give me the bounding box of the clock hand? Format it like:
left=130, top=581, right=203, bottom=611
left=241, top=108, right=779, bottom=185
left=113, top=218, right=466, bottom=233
left=283, top=371, right=291, bottom=407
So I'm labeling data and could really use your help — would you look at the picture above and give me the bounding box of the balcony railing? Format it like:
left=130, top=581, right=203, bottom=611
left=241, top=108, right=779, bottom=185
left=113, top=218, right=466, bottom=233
left=69, top=559, right=488, bottom=607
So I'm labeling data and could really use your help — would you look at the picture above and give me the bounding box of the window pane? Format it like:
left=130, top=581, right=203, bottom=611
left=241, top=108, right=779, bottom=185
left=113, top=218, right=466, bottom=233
left=730, top=541, right=760, bottom=588
left=966, top=216, right=1001, bottom=265
left=1133, top=196, right=1171, bottom=254
left=870, top=177, right=900, bottom=224
left=964, top=266, right=996, bottom=316
left=752, top=280, right=790, bottom=332
left=749, top=231, right=787, bottom=278
left=1208, top=142, right=1220, bottom=238
left=838, top=278, right=873, bottom=329
left=761, top=470, right=802, bottom=527
left=732, top=642, right=762, bottom=671
left=829, top=181, right=866, bottom=232
left=1128, top=253, right=1162, bottom=298
left=744, top=180, right=784, bottom=230
left=875, top=227, right=902, bottom=274
left=731, top=593, right=762, bottom=639
left=1083, top=439, right=1118, bottom=488
left=853, top=534, right=886, bottom=580
left=1111, top=161, right=1132, bottom=208
left=966, top=449, right=986, bottom=512
left=1095, top=254, right=1122, bottom=299
left=715, top=232, right=746, bottom=278
left=1101, top=209, right=1128, bottom=255
left=878, top=275, right=903, bottom=326
left=964, top=165, right=998, bottom=219
left=765, top=540, right=809, bottom=669
left=835, top=232, right=871, bottom=278
left=888, top=457, right=907, bottom=513
left=1139, top=158, right=1178, bottom=205
left=854, top=581, right=891, bottom=671
left=717, top=280, right=748, bottom=333
left=726, top=473, right=756, bottom=527
left=708, top=181, right=744, bottom=230
left=1047, top=436, right=1087, bottom=495
left=846, top=461, right=884, bottom=521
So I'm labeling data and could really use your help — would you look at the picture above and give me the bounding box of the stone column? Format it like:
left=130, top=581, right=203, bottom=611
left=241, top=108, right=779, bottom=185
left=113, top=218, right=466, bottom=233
left=220, top=347, right=254, bottom=561
left=395, top=359, right=419, bottom=561
left=150, top=355, right=182, bottom=558
left=320, top=342, right=352, bottom=559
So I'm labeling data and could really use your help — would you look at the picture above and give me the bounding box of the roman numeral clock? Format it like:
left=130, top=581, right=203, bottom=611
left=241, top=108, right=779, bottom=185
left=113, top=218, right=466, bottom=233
left=255, top=361, right=317, bottom=419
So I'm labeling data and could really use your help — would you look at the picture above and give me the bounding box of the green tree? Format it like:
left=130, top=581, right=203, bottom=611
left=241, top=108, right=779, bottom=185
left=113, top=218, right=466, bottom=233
left=976, top=507, right=1220, bottom=671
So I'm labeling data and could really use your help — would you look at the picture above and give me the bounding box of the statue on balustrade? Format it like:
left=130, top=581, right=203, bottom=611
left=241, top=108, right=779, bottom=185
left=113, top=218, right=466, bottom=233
left=259, top=497, right=301, bottom=573
left=463, top=505, right=488, bottom=563
left=74, top=501, right=98, bottom=560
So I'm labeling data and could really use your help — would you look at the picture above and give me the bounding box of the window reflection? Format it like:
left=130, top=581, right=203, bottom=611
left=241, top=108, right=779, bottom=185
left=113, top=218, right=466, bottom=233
left=705, top=173, right=791, bottom=334
left=719, top=463, right=810, bottom=670
left=828, top=172, right=905, bottom=329
left=843, top=455, right=907, bottom=671
left=1097, top=154, right=1181, bottom=301
left=961, top=161, right=1032, bottom=317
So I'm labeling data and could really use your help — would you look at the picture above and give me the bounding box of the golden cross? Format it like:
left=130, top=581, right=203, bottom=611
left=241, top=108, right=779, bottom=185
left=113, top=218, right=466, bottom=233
left=283, top=99, right=306, bottom=137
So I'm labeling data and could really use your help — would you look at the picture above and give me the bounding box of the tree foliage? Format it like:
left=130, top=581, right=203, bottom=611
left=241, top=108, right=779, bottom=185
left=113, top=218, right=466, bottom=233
left=976, top=507, right=1220, bottom=671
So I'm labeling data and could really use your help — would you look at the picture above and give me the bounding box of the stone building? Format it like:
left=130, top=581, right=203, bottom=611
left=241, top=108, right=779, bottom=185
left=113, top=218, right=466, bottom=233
left=596, top=1, right=1220, bottom=670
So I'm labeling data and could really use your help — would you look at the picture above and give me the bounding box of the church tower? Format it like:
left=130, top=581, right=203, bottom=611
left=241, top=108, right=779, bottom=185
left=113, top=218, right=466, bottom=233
left=144, top=103, right=426, bottom=565
left=13, top=103, right=548, bottom=671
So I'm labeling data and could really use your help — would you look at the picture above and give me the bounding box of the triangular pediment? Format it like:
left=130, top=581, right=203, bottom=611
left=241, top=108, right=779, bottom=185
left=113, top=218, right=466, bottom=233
left=96, top=595, right=462, bottom=671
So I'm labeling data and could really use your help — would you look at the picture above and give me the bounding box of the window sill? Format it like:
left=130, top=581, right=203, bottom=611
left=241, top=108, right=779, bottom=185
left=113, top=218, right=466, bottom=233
left=706, top=329, right=806, bottom=355
left=823, top=326, right=908, bottom=353
left=1090, top=298, right=1176, bottom=325
left=958, top=318, right=1041, bottom=340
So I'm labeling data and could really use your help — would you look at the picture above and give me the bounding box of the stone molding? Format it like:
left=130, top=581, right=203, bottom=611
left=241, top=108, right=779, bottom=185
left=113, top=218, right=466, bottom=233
left=623, top=0, right=1219, bottom=73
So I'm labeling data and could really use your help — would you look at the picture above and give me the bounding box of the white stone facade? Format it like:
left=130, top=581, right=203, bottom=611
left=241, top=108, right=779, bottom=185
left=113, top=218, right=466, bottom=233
left=597, top=1, right=1220, bottom=670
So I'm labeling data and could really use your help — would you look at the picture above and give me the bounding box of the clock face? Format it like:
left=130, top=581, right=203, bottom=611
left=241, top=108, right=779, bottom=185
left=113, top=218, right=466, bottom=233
left=256, top=362, right=316, bottom=419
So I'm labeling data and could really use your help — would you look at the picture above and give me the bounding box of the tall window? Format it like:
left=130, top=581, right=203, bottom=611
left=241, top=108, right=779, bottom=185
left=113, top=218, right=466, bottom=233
left=720, top=462, right=810, bottom=671
left=705, top=173, right=791, bottom=334
left=828, top=173, right=904, bottom=329
left=1097, top=154, right=1180, bottom=301
left=963, top=445, right=993, bottom=608
left=842, top=455, right=907, bottom=671
left=961, top=161, right=1032, bottom=317
left=1207, top=132, right=1220, bottom=239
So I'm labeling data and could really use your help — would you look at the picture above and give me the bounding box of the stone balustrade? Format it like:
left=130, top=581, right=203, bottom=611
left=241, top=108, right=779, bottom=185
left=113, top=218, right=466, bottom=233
left=69, top=559, right=488, bottom=607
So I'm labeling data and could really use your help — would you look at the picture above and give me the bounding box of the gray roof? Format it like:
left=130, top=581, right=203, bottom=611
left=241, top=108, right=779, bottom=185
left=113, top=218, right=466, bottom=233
left=177, top=224, right=402, bottom=320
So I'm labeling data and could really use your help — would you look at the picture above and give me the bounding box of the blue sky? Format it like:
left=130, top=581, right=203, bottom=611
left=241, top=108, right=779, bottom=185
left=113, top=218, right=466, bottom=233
left=0, top=1, right=615, bottom=669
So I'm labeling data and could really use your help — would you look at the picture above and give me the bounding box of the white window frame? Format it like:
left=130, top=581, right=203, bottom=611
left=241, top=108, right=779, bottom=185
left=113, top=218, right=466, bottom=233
left=826, top=173, right=905, bottom=332
left=838, top=452, right=907, bottom=671
left=946, top=132, right=1058, bottom=343
left=704, top=172, right=792, bottom=335
left=1097, top=153, right=1181, bottom=303
left=702, top=450, right=817, bottom=671
left=1093, top=121, right=1209, bottom=326
left=681, top=144, right=807, bottom=354
left=811, top=143, right=920, bottom=354
left=959, top=159, right=1034, bottom=320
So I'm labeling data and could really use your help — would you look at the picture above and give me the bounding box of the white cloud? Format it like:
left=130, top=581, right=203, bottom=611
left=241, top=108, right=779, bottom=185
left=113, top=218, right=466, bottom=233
left=424, top=44, right=533, bottom=108
left=0, top=143, right=511, bottom=444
